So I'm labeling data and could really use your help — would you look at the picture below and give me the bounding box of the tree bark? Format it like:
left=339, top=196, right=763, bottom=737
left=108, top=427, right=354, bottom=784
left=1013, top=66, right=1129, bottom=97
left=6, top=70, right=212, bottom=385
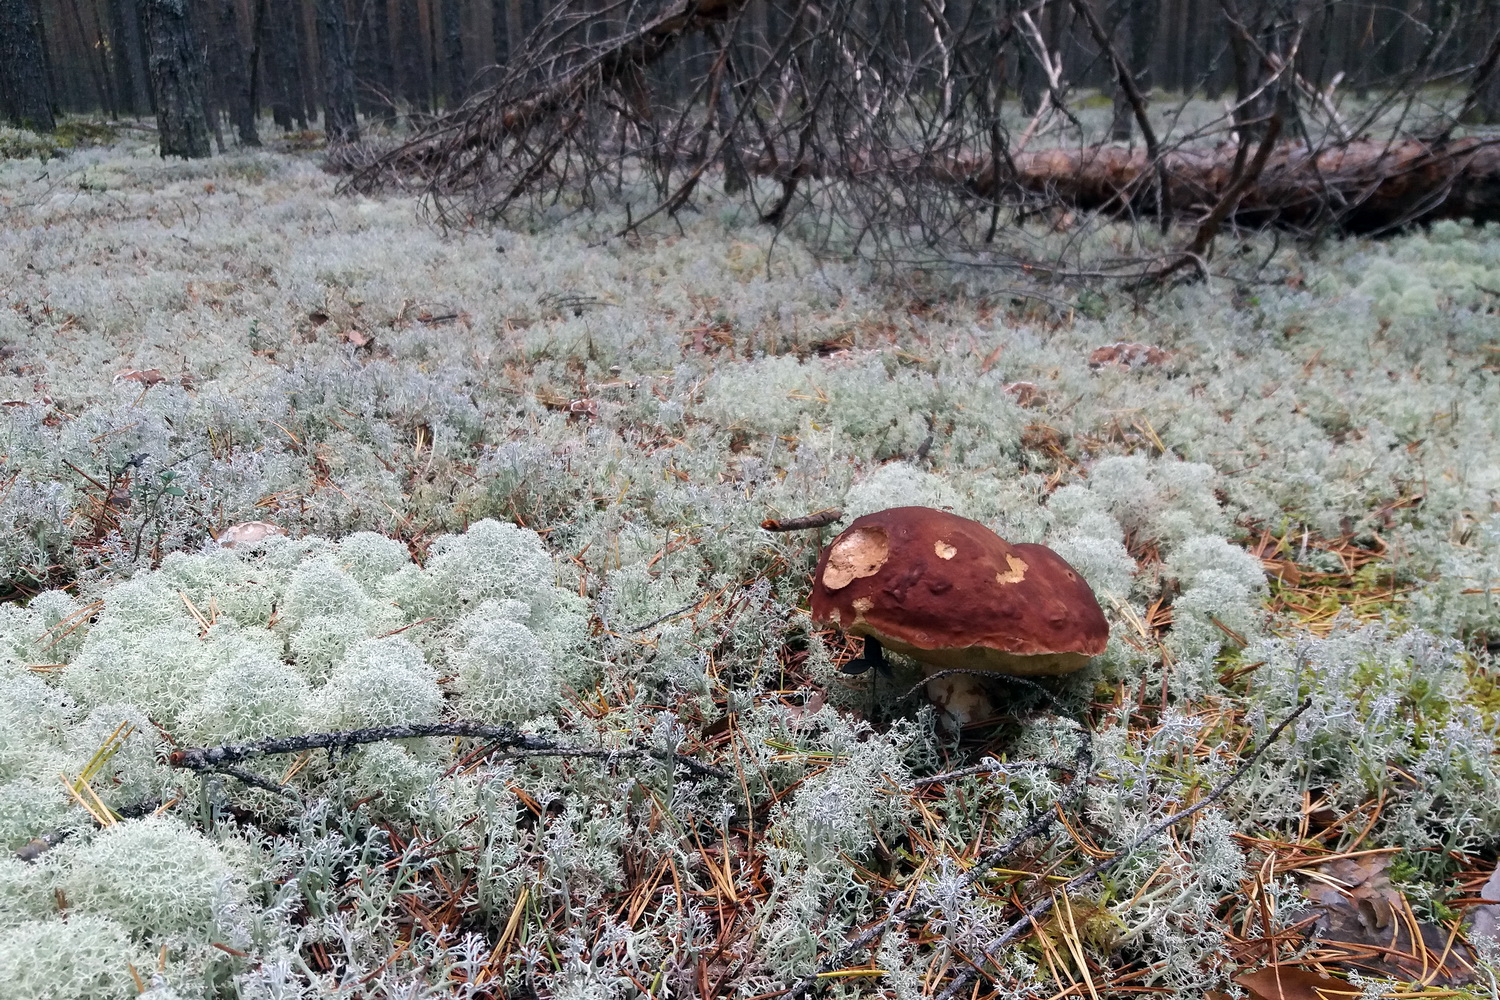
left=442, top=0, right=464, bottom=106
left=265, top=0, right=304, bottom=130
left=68, top=0, right=116, bottom=116
left=395, top=0, right=429, bottom=114
left=490, top=0, right=509, bottom=67
left=105, top=0, right=145, bottom=115
left=0, top=0, right=56, bottom=130
left=316, top=0, right=360, bottom=141
left=962, top=138, right=1500, bottom=235
left=139, top=0, right=213, bottom=157
left=1108, top=0, right=1158, bottom=142
left=355, top=0, right=395, bottom=120
left=214, top=0, right=259, bottom=144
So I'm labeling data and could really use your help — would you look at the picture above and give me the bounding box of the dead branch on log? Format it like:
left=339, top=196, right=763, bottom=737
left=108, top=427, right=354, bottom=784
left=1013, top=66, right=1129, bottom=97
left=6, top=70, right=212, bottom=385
left=1070, top=0, right=1169, bottom=229
left=1149, top=112, right=1283, bottom=282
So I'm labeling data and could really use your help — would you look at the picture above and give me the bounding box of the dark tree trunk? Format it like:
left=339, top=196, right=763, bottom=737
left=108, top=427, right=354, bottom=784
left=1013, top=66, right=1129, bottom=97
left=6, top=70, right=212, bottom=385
left=214, top=0, right=259, bottom=144
left=1009, top=0, right=1043, bottom=115
left=139, top=0, right=213, bottom=156
left=69, top=0, right=117, bottom=116
left=395, top=0, right=428, bottom=114
left=0, top=0, right=57, bottom=130
left=316, top=0, right=359, bottom=141
left=1109, top=0, right=1158, bottom=141
left=355, top=0, right=395, bottom=120
left=265, top=0, right=305, bottom=129
left=490, top=0, right=508, bottom=67
left=247, top=0, right=267, bottom=121
left=442, top=0, right=464, bottom=106
left=294, top=0, right=315, bottom=125
left=105, top=0, right=145, bottom=114
left=131, top=0, right=155, bottom=111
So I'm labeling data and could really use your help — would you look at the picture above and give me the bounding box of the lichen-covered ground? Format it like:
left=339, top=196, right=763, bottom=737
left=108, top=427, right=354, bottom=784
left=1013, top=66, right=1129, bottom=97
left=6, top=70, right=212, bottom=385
left=1, top=130, right=1498, bottom=999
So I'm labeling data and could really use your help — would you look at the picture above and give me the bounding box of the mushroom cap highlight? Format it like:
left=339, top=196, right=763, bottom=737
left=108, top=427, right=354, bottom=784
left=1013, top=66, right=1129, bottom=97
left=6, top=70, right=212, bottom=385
left=810, top=506, right=1109, bottom=676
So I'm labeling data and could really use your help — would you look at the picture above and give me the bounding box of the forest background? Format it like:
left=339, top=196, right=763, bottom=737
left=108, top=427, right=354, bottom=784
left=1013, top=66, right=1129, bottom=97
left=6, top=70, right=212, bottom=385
left=3, top=1, right=1500, bottom=1000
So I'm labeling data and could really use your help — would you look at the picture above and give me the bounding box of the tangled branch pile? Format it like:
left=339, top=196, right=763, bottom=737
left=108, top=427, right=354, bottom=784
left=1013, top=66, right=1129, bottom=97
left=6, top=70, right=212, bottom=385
left=349, top=0, right=1500, bottom=268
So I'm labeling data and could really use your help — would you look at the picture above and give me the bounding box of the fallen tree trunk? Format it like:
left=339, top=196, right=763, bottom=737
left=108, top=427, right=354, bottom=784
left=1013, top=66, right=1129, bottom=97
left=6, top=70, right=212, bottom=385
left=980, top=137, right=1500, bottom=234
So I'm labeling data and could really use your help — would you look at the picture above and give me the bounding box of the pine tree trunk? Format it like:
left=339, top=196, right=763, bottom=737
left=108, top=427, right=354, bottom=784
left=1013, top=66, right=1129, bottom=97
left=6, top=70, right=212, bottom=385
left=139, top=0, right=213, bottom=156
left=105, top=0, right=145, bottom=115
left=69, top=0, right=117, bottom=116
left=294, top=0, right=314, bottom=126
left=316, top=0, right=359, bottom=141
left=1109, top=0, right=1158, bottom=142
left=1010, top=0, right=1043, bottom=115
left=214, top=0, right=260, bottom=144
left=442, top=0, right=464, bottom=106
left=0, top=0, right=56, bottom=130
left=265, top=0, right=301, bottom=129
left=395, top=0, right=428, bottom=115
left=490, top=0, right=508, bottom=66
left=355, top=0, right=395, bottom=120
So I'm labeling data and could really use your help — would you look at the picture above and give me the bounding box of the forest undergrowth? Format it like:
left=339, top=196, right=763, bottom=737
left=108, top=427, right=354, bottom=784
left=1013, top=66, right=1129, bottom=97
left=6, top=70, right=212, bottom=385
left=0, top=127, right=1499, bottom=1000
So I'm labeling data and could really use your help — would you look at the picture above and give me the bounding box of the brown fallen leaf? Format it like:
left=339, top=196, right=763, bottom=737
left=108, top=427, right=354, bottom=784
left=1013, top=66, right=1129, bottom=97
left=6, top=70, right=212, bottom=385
left=1088, top=342, right=1172, bottom=369
left=113, top=368, right=165, bottom=386
left=1234, top=965, right=1348, bottom=1000
left=1002, top=381, right=1045, bottom=407
left=1297, top=853, right=1476, bottom=983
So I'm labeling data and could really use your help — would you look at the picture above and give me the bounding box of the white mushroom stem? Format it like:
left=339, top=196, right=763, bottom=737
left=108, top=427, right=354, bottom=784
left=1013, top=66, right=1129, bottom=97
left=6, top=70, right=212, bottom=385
left=925, top=672, right=995, bottom=731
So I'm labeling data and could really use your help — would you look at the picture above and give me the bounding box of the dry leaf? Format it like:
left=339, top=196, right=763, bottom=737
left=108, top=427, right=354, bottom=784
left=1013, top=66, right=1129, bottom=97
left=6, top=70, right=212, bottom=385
left=1088, top=342, right=1172, bottom=369
left=1003, top=381, right=1045, bottom=407
left=1234, top=965, right=1345, bottom=1000
left=113, top=368, right=165, bottom=386
left=1297, top=854, right=1476, bottom=983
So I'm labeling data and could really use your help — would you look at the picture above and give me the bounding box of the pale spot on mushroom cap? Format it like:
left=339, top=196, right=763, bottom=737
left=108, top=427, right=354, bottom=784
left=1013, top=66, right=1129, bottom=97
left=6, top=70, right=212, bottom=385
left=852, top=597, right=874, bottom=613
left=995, top=553, right=1028, bottom=585
left=934, top=540, right=957, bottom=559
left=822, top=527, right=890, bottom=590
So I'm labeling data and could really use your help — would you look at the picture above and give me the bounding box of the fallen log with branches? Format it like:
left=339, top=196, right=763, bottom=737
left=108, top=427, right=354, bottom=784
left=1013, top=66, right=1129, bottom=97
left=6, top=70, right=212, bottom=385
left=990, top=135, right=1500, bottom=234
left=347, top=0, right=1500, bottom=263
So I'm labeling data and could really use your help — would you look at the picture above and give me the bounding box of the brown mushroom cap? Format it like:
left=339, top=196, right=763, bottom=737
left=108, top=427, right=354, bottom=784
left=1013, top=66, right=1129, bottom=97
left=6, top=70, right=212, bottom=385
left=810, top=506, right=1109, bottom=676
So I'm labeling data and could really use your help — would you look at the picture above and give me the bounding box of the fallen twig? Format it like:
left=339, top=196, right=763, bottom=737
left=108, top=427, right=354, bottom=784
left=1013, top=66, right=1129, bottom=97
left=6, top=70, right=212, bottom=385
left=168, top=721, right=729, bottom=782
left=761, top=507, right=844, bottom=532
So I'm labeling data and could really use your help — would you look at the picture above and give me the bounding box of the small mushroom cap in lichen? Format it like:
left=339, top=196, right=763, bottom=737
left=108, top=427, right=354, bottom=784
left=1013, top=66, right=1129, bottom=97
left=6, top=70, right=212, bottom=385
left=810, top=506, right=1109, bottom=676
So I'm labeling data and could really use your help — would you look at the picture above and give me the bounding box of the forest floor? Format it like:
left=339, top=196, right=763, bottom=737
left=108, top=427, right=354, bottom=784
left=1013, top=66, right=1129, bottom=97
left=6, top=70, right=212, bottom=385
left=0, top=128, right=1499, bottom=1000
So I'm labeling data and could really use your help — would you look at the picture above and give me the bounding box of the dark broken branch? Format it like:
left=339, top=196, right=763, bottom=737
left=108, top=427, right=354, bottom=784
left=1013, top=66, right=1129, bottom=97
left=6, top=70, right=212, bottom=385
left=1070, top=0, right=1170, bottom=229
left=168, top=721, right=729, bottom=781
left=1150, top=112, right=1284, bottom=282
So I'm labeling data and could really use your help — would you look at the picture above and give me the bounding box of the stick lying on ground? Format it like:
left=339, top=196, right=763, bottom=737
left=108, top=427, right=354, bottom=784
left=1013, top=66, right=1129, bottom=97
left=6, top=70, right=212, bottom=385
left=168, top=720, right=729, bottom=797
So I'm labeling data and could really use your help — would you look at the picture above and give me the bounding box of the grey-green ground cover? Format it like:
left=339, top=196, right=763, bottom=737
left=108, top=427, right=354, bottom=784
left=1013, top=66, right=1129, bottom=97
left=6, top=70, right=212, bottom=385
left=1, top=130, right=1498, bottom=999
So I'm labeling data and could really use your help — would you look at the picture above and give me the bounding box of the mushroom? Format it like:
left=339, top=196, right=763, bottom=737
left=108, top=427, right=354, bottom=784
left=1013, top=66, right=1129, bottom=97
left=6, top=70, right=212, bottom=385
left=809, top=506, right=1108, bottom=728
